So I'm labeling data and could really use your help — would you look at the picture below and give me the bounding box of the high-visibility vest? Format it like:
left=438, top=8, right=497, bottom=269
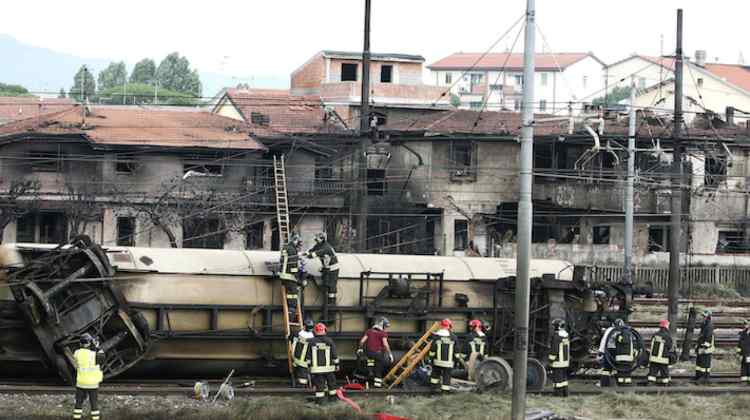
left=469, top=333, right=487, bottom=357
left=74, top=348, right=103, bottom=389
left=292, top=335, right=311, bottom=368
left=649, top=332, right=671, bottom=365
left=309, top=342, right=336, bottom=374
left=549, top=334, right=570, bottom=368
left=430, top=334, right=456, bottom=368
left=615, top=331, right=635, bottom=362
left=698, top=335, right=715, bottom=355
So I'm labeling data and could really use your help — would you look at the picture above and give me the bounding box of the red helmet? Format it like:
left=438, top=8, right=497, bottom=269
left=469, top=319, right=482, bottom=331
left=659, top=319, right=670, bottom=329
left=314, top=323, right=327, bottom=335
left=440, top=319, right=453, bottom=329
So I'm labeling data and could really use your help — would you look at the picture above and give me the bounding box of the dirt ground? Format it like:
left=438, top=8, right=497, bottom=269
left=4, top=391, right=750, bottom=420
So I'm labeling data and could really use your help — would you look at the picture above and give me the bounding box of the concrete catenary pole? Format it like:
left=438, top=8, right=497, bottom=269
left=624, top=78, right=636, bottom=284
left=668, top=9, right=684, bottom=335
left=511, top=0, right=535, bottom=419
left=357, top=0, right=372, bottom=252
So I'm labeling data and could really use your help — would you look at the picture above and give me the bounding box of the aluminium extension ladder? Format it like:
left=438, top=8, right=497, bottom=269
left=383, top=322, right=440, bottom=389
left=273, top=155, right=304, bottom=380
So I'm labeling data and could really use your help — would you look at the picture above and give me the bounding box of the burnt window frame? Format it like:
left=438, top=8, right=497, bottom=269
left=116, top=216, right=136, bottom=246
left=341, top=63, right=358, bottom=82
left=183, top=217, right=225, bottom=249
left=245, top=221, right=264, bottom=250
left=592, top=225, right=611, bottom=245
left=704, top=155, right=726, bottom=189
left=16, top=211, right=67, bottom=244
left=449, top=140, right=478, bottom=182
left=115, top=160, right=138, bottom=175
left=183, top=162, right=224, bottom=177
left=28, top=151, right=62, bottom=173
left=454, top=219, right=469, bottom=251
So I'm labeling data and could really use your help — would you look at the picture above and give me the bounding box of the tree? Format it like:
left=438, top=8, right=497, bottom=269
left=64, top=181, right=102, bottom=238
left=0, top=82, right=30, bottom=97
left=98, top=82, right=199, bottom=106
left=129, top=58, right=156, bottom=85
left=450, top=93, right=461, bottom=108
left=58, top=88, right=66, bottom=98
left=157, top=52, right=202, bottom=97
left=97, top=61, right=127, bottom=91
left=69, top=66, right=96, bottom=102
left=0, top=179, right=41, bottom=243
left=592, top=86, right=633, bottom=107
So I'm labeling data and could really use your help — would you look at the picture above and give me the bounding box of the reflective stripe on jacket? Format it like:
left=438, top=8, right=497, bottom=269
left=74, top=348, right=103, bottom=389
left=615, top=329, right=635, bottom=362
left=429, top=331, right=457, bottom=369
left=549, top=331, right=570, bottom=368
left=306, top=336, right=339, bottom=374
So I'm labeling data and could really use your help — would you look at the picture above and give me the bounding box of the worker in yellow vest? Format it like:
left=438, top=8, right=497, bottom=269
left=72, top=333, right=104, bottom=420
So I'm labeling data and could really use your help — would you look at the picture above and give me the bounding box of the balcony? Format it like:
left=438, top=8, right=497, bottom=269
left=533, top=179, right=662, bottom=213
left=319, top=82, right=450, bottom=107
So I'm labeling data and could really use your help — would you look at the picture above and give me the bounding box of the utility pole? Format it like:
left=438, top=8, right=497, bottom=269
left=624, top=78, right=636, bottom=284
left=511, top=0, right=535, bottom=419
left=357, top=0, right=372, bottom=252
left=668, top=9, right=684, bottom=335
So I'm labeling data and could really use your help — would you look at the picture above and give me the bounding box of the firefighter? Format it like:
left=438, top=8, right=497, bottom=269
left=548, top=319, right=570, bottom=397
left=291, top=318, right=315, bottom=387
left=428, top=318, right=458, bottom=394
left=306, top=323, right=339, bottom=405
left=358, top=317, right=394, bottom=389
left=738, top=320, right=750, bottom=385
left=72, top=333, right=104, bottom=420
left=613, top=319, right=635, bottom=386
left=648, top=319, right=674, bottom=386
left=457, top=319, right=488, bottom=367
left=695, top=310, right=715, bottom=384
left=597, top=320, right=617, bottom=387
left=305, top=232, right=339, bottom=305
left=280, top=233, right=303, bottom=317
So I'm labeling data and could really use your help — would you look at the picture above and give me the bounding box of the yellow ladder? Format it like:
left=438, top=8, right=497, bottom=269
left=273, top=154, right=303, bottom=378
left=384, top=322, right=440, bottom=389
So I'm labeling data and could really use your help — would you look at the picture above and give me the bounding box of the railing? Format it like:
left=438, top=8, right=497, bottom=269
left=591, top=265, right=750, bottom=291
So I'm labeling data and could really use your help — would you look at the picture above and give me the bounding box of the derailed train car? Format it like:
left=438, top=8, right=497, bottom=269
left=0, top=239, right=632, bottom=383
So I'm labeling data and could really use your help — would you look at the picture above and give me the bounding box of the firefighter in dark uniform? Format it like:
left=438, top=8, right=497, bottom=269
left=648, top=319, right=674, bottom=386
left=72, top=333, right=104, bottom=420
left=305, top=323, right=339, bottom=404
left=695, top=310, right=715, bottom=384
left=548, top=319, right=570, bottom=397
left=614, top=318, right=635, bottom=386
left=357, top=317, right=393, bottom=389
left=428, top=318, right=458, bottom=393
left=291, top=318, right=315, bottom=387
left=738, top=320, right=750, bottom=385
left=456, top=319, right=487, bottom=368
left=305, top=232, right=339, bottom=305
left=279, top=233, right=304, bottom=317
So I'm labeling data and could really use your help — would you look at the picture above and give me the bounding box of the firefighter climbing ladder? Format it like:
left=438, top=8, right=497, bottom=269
left=273, top=155, right=304, bottom=380
left=383, top=322, right=440, bottom=389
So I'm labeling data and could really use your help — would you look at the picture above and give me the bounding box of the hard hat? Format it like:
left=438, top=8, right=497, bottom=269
left=440, top=319, right=453, bottom=329
left=304, top=317, right=315, bottom=330
left=378, top=317, right=390, bottom=329
left=552, top=319, right=565, bottom=330
left=613, top=318, right=625, bottom=328
left=80, top=333, right=95, bottom=348
left=314, top=323, right=327, bottom=335
left=469, top=319, right=482, bottom=331
left=659, top=319, right=670, bottom=329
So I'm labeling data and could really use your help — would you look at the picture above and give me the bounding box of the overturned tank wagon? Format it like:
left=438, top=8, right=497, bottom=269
left=0, top=240, right=633, bottom=383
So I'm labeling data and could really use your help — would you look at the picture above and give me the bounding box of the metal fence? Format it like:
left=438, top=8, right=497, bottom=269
left=591, top=265, right=750, bottom=291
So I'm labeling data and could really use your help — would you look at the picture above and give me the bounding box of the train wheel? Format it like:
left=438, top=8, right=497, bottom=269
left=526, top=358, right=547, bottom=391
left=475, top=357, right=513, bottom=392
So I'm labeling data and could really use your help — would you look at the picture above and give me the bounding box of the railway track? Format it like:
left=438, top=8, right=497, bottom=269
left=634, top=298, right=750, bottom=307
left=630, top=320, right=746, bottom=329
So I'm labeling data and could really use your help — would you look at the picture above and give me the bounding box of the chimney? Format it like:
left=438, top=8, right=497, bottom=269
left=695, top=50, right=707, bottom=67
left=726, top=106, right=735, bottom=126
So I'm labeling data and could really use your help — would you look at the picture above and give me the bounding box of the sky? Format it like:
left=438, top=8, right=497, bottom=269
left=4, top=0, right=748, bottom=88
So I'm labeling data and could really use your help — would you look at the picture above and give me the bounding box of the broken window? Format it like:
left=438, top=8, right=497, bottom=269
left=648, top=226, right=670, bottom=252
left=116, top=160, right=137, bottom=175
left=380, top=65, right=393, bottom=83
left=717, top=230, right=749, bottom=253
left=704, top=155, right=726, bottom=188
left=116, top=217, right=136, bottom=246
left=16, top=212, right=67, bottom=244
left=245, top=221, right=264, bottom=249
left=454, top=219, right=469, bottom=251
left=449, top=141, right=478, bottom=182
left=367, top=169, right=386, bottom=195
left=28, top=152, right=61, bottom=172
left=341, top=63, right=358, bottom=82
left=183, top=218, right=224, bottom=249
left=592, top=226, right=610, bottom=245
left=250, top=112, right=270, bottom=126
left=183, top=163, right=223, bottom=177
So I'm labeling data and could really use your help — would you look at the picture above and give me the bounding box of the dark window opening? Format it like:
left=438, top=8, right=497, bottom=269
left=16, top=212, right=67, bottom=244
left=341, top=63, right=358, bottom=82
left=245, top=222, right=264, bottom=249
left=717, top=230, right=749, bottom=253
left=183, top=218, right=224, bottom=249
left=315, top=157, right=334, bottom=180
left=559, top=226, right=581, bottom=244
left=116, top=160, right=137, bottom=175
left=445, top=73, right=452, bottom=84
left=116, top=217, right=135, bottom=246
left=454, top=220, right=469, bottom=250
left=704, top=156, right=726, bottom=188
left=250, top=112, right=270, bottom=126
left=449, top=141, right=477, bottom=181
left=183, top=163, right=223, bottom=177
left=469, top=102, right=483, bottom=110
left=539, top=100, right=547, bottom=112
left=380, top=65, right=393, bottom=83
left=28, top=152, right=60, bottom=172
left=593, top=226, right=610, bottom=245
left=367, top=169, right=386, bottom=195
left=648, top=226, right=670, bottom=252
